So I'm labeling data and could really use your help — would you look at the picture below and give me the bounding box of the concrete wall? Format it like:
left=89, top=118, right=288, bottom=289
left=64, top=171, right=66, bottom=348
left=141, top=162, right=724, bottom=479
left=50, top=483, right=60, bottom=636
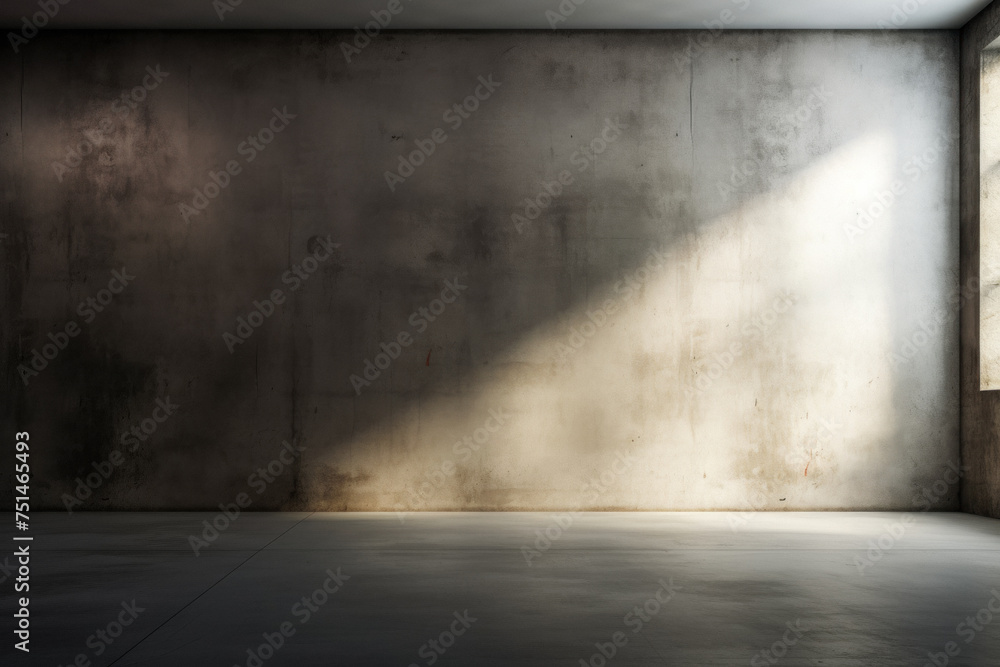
left=0, top=30, right=959, bottom=512
left=962, top=3, right=1000, bottom=519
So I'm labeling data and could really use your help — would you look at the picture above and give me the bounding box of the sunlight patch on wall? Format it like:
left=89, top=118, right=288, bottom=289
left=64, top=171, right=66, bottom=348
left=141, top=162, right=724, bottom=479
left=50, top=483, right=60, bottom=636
left=300, top=132, right=931, bottom=512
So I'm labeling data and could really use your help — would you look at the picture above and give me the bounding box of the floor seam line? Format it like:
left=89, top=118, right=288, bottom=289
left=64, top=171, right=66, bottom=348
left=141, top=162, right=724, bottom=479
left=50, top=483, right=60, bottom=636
left=106, top=511, right=316, bottom=666
left=639, top=621, right=672, bottom=665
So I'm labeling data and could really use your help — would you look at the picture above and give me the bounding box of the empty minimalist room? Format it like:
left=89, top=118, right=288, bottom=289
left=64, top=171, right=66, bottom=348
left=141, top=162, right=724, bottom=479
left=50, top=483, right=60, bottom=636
left=4, top=0, right=1000, bottom=665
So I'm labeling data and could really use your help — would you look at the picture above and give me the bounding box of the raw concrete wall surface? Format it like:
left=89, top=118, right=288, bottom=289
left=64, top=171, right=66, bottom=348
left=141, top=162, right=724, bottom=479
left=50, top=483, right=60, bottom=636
left=0, top=30, right=959, bottom=511
left=962, top=2, right=1000, bottom=519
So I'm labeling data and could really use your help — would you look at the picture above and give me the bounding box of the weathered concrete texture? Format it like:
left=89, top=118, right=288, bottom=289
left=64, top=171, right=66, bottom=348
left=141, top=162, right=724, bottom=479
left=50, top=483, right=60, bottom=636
left=980, top=47, right=1000, bottom=390
left=962, top=2, right=1000, bottom=519
left=0, top=31, right=959, bottom=512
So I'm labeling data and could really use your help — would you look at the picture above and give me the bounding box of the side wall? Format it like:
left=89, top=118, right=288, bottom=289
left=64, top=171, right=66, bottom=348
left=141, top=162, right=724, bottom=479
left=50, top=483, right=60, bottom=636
left=962, top=3, right=1000, bottom=518
left=0, top=30, right=959, bottom=511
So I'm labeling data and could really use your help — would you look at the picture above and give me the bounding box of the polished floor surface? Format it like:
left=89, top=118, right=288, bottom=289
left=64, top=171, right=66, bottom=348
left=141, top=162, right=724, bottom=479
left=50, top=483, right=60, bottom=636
left=6, top=512, right=1000, bottom=666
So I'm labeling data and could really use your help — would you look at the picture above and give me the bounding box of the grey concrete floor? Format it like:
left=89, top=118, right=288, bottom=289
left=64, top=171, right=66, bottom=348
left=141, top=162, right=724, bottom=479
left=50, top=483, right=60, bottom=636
left=4, top=512, right=1000, bottom=666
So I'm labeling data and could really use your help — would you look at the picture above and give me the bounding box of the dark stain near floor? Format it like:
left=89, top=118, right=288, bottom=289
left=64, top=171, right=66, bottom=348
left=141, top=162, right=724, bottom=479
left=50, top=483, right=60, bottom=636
left=293, top=465, right=374, bottom=511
